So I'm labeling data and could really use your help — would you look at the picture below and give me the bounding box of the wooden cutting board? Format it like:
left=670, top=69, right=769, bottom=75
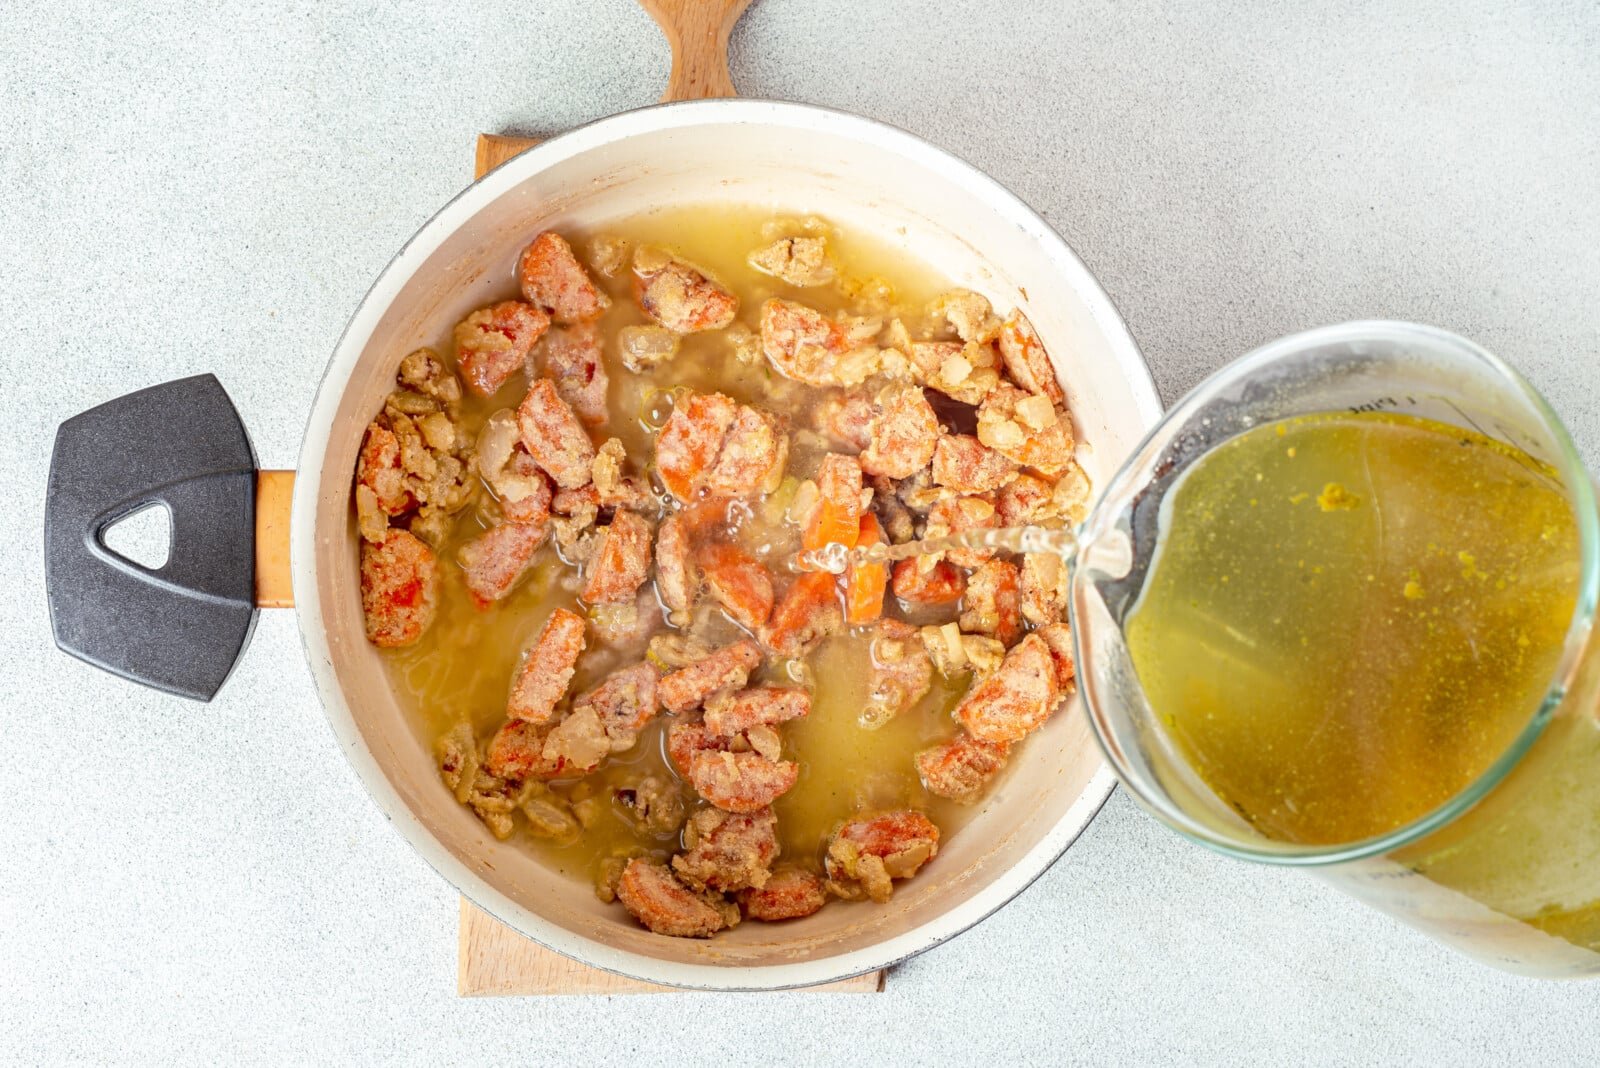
left=456, top=0, right=885, bottom=997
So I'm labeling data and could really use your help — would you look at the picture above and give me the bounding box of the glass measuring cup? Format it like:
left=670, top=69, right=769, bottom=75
left=1071, top=321, right=1600, bottom=977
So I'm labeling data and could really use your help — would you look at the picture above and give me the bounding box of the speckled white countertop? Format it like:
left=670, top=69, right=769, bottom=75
left=3, top=0, right=1598, bottom=1063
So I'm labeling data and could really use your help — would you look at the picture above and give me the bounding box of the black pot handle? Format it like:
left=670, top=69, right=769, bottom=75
left=45, top=374, right=260, bottom=701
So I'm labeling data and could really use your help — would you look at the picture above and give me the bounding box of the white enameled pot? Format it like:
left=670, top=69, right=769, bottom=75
left=292, top=100, right=1161, bottom=989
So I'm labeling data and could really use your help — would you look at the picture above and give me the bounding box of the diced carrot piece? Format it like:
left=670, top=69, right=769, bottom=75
left=758, top=571, right=842, bottom=658
left=846, top=513, right=888, bottom=625
left=803, top=454, right=863, bottom=551
left=697, top=541, right=775, bottom=631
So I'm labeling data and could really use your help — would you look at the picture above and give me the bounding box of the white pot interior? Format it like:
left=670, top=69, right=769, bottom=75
left=293, top=101, right=1161, bottom=988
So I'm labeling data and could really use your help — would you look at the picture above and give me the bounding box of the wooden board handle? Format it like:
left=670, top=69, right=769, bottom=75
left=475, top=0, right=750, bottom=177
left=255, top=470, right=295, bottom=608
left=639, top=0, right=751, bottom=102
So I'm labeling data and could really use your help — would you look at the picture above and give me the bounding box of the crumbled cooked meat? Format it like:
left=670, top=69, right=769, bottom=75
left=455, top=300, right=551, bottom=397
left=919, top=622, right=1006, bottom=677
left=932, top=434, right=1017, bottom=493
left=517, top=378, right=597, bottom=490
left=1020, top=551, right=1071, bottom=625
left=916, top=733, right=1010, bottom=802
left=550, top=484, right=603, bottom=564
left=618, top=324, right=681, bottom=373
left=860, top=381, right=940, bottom=479
left=658, top=639, right=764, bottom=714
left=688, top=750, right=799, bottom=814
left=923, top=494, right=999, bottom=568
left=862, top=618, right=933, bottom=727
left=824, top=810, right=940, bottom=903
left=976, top=384, right=1074, bottom=475
left=434, top=721, right=480, bottom=804
left=748, top=236, right=835, bottom=287
left=759, top=572, right=843, bottom=658
left=573, top=662, right=659, bottom=752
left=737, top=867, right=827, bottom=922
left=672, top=807, right=779, bottom=892
left=614, top=774, right=686, bottom=836
left=930, top=289, right=1001, bottom=345
left=540, top=704, right=610, bottom=778
left=869, top=475, right=917, bottom=544
left=960, top=559, right=1022, bottom=645
left=459, top=518, right=549, bottom=608
left=397, top=348, right=463, bottom=416
left=633, top=245, right=739, bottom=333
left=996, top=310, right=1063, bottom=404
left=954, top=632, right=1062, bottom=744
left=461, top=770, right=534, bottom=840
left=590, top=438, right=650, bottom=510
left=654, top=512, right=696, bottom=626
left=697, top=542, right=775, bottom=631
left=519, top=231, right=610, bottom=324
left=911, top=339, right=1004, bottom=405
left=1036, top=622, right=1078, bottom=692
left=537, top=322, right=609, bottom=428
left=506, top=607, right=587, bottom=723
left=616, top=858, right=739, bottom=938
left=360, top=529, right=439, bottom=647
left=891, top=558, right=965, bottom=607
left=703, top=687, right=810, bottom=736
left=582, top=510, right=654, bottom=605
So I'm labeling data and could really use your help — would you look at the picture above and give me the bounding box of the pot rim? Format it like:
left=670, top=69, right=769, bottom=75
left=291, top=97, right=1161, bottom=990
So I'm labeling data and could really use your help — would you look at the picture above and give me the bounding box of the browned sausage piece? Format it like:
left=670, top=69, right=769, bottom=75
left=824, top=810, right=940, bottom=903
left=996, top=310, right=1064, bottom=405
left=666, top=720, right=732, bottom=778
left=357, top=422, right=413, bottom=517
left=485, top=718, right=562, bottom=780
left=702, top=405, right=787, bottom=498
left=616, top=858, right=738, bottom=938
left=915, top=732, right=1010, bottom=801
left=633, top=246, right=738, bottom=333
left=655, top=391, right=737, bottom=502
left=688, top=750, right=799, bottom=814
left=538, top=322, right=609, bottom=428
left=455, top=300, right=550, bottom=397
left=506, top=607, right=587, bottom=723
left=517, top=378, right=596, bottom=490
left=702, top=687, right=810, bottom=736
left=860, top=381, right=940, bottom=480
left=658, top=639, right=763, bottom=715
left=519, top=231, right=610, bottom=324
left=573, top=662, right=660, bottom=752
left=954, top=632, right=1061, bottom=744
left=697, top=542, right=775, bottom=632
left=737, top=867, right=827, bottom=922
left=960, top=559, right=1023, bottom=646
left=654, top=511, right=696, bottom=626
left=671, top=807, right=779, bottom=893
left=360, top=529, right=440, bottom=647
left=932, top=433, right=1017, bottom=494
left=976, top=384, right=1074, bottom=476
left=581, top=510, right=654, bottom=605
left=459, top=519, right=549, bottom=609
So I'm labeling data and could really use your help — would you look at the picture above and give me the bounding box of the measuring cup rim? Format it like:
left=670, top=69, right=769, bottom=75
left=1076, top=318, right=1600, bottom=868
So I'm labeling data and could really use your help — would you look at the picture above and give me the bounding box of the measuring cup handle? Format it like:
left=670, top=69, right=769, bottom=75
left=44, top=374, right=260, bottom=702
